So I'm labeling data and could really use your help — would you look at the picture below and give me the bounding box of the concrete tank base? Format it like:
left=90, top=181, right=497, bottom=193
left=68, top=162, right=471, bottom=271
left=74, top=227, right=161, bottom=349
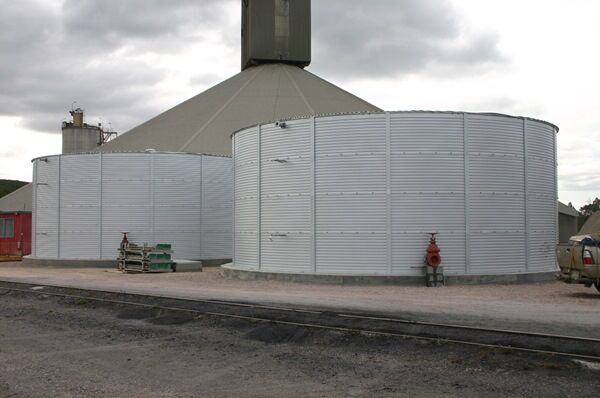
left=22, top=256, right=210, bottom=272
left=23, top=256, right=117, bottom=268
left=202, top=259, right=232, bottom=267
left=220, top=264, right=556, bottom=286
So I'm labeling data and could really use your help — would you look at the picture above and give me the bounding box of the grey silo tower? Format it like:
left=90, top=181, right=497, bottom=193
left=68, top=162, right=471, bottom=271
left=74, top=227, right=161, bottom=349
left=242, top=0, right=311, bottom=70
left=61, top=108, right=103, bottom=154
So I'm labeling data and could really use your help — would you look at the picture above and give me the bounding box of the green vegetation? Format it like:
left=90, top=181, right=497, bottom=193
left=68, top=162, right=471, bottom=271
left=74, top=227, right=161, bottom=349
left=580, top=197, right=600, bottom=216
left=0, top=179, right=28, bottom=199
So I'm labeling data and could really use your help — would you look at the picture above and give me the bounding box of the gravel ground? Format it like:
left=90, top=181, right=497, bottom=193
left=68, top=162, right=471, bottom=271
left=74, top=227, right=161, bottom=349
left=0, top=263, right=599, bottom=338
left=1, top=289, right=599, bottom=397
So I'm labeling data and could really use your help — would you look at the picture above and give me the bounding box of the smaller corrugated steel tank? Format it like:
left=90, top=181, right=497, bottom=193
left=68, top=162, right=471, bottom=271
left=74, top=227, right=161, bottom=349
left=232, top=111, right=558, bottom=277
left=31, top=152, right=232, bottom=261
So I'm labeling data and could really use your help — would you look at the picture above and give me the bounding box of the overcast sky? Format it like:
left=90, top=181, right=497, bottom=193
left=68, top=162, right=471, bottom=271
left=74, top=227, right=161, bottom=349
left=1, top=0, right=598, bottom=209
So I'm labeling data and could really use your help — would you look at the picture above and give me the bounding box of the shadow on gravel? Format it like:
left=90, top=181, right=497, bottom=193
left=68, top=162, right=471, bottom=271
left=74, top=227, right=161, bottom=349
left=568, top=292, right=600, bottom=300
left=244, top=324, right=311, bottom=344
left=116, top=307, right=159, bottom=320
left=148, top=311, right=197, bottom=325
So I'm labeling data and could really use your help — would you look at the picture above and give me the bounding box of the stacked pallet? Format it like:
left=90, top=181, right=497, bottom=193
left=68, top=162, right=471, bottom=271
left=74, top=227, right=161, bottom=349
left=118, top=243, right=176, bottom=273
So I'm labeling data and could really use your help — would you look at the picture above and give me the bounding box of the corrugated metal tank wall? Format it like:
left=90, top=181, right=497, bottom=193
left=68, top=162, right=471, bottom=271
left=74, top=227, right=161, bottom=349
left=31, top=152, right=232, bottom=261
left=232, top=111, right=558, bottom=276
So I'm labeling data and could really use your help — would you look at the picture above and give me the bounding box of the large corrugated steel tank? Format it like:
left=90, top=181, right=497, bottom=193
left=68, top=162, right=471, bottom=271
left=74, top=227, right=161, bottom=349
left=31, top=152, right=232, bottom=261
left=232, top=111, right=558, bottom=278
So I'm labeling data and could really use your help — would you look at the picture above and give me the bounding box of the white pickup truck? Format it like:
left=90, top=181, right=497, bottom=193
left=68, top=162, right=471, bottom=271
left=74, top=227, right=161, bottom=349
left=557, top=233, right=600, bottom=293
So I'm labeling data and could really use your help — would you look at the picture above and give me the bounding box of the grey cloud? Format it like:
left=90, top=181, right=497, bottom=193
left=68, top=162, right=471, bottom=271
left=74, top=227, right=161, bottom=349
left=62, top=0, right=232, bottom=53
left=462, top=97, right=519, bottom=111
left=458, top=97, right=544, bottom=117
left=559, top=172, right=600, bottom=191
left=189, top=73, right=223, bottom=88
left=311, top=0, right=506, bottom=79
left=0, top=0, right=505, bottom=137
left=0, top=0, right=235, bottom=134
left=558, top=129, right=600, bottom=191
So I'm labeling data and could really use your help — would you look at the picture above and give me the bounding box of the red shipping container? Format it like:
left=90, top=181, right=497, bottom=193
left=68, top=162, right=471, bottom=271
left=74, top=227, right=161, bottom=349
left=0, top=212, right=32, bottom=258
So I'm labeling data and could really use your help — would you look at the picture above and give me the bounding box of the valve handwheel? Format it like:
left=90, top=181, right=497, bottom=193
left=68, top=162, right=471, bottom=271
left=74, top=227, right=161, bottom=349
left=425, top=232, right=442, bottom=268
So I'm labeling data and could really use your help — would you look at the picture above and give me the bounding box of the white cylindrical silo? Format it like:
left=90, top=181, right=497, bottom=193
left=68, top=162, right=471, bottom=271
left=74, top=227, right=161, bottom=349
left=30, top=152, right=232, bottom=263
left=230, top=111, right=558, bottom=281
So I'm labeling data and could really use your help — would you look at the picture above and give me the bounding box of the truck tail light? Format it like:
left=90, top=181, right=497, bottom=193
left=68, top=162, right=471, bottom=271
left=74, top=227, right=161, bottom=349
left=583, top=250, right=594, bottom=265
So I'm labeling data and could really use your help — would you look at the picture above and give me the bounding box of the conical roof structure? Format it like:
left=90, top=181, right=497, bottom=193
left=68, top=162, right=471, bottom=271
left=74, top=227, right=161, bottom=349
left=98, top=63, right=380, bottom=155
left=579, top=212, right=600, bottom=235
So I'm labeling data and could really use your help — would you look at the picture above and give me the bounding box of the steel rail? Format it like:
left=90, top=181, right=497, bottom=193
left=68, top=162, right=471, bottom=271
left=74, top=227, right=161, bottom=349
left=2, top=284, right=600, bottom=362
left=335, top=313, right=600, bottom=343
left=2, top=281, right=594, bottom=343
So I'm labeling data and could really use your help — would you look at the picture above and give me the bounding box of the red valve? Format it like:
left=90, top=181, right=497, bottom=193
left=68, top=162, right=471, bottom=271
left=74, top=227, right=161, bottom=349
left=425, top=233, right=442, bottom=268
left=120, top=232, right=129, bottom=250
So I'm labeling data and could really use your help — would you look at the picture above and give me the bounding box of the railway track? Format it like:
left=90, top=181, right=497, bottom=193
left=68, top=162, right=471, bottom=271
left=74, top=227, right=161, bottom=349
left=1, top=280, right=599, bottom=362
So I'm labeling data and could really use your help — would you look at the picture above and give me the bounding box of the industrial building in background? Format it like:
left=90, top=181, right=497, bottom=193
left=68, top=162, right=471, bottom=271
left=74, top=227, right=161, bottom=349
left=0, top=184, right=32, bottom=212
left=0, top=211, right=31, bottom=259
left=579, top=211, right=600, bottom=235
left=558, top=202, right=579, bottom=243
left=62, top=108, right=117, bottom=154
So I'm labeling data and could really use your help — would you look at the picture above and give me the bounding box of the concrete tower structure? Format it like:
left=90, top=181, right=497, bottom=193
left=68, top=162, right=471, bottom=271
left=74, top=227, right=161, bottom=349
left=242, top=0, right=311, bottom=70
left=62, top=108, right=103, bottom=154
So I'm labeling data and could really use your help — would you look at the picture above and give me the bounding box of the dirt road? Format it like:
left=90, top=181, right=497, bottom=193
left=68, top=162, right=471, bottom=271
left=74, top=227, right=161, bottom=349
left=1, top=288, right=598, bottom=397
